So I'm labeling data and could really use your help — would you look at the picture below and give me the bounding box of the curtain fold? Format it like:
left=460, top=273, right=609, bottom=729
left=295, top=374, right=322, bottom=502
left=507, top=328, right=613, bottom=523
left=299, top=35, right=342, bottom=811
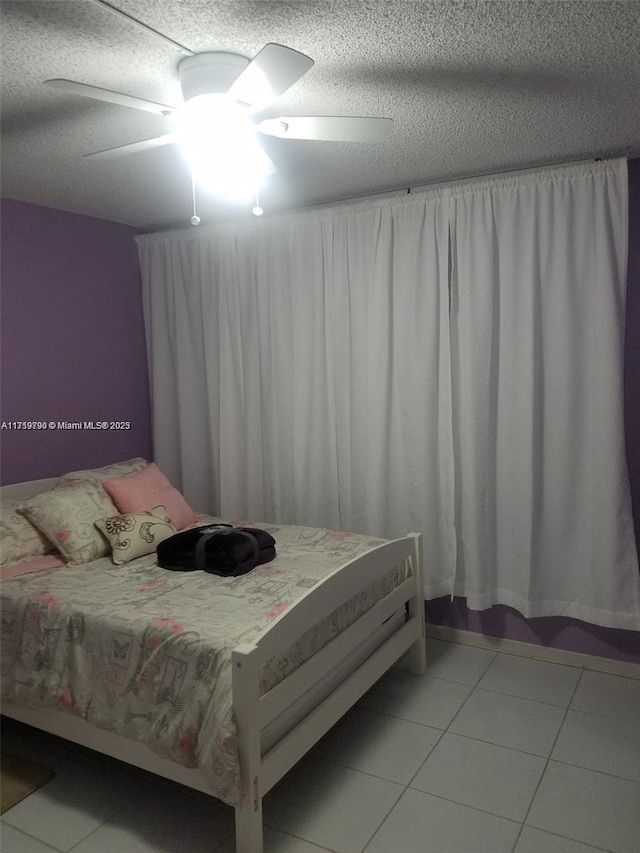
left=137, top=157, right=640, bottom=630
left=449, top=159, right=639, bottom=628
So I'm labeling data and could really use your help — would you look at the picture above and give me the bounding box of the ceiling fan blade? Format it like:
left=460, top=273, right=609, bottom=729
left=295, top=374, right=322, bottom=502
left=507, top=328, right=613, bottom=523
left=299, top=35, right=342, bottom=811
left=84, top=134, right=177, bottom=160
left=44, top=79, right=176, bottom=115
left=227, top=43, right=313, bottom=112
left=257, top=116, right=393, bottom=142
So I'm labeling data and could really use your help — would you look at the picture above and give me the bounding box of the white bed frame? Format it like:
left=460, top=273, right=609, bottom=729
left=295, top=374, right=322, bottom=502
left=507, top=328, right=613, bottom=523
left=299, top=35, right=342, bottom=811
left=1, top=477, right=426, bottom=853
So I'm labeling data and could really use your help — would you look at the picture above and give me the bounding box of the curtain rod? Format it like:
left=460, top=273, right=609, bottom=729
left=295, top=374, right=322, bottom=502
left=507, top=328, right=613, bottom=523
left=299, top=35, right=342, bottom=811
left=292, top=154, right=630, bottom=213
left=149, top=152, right=634, bottom=233
left=409, top=157, right=600, bottom=193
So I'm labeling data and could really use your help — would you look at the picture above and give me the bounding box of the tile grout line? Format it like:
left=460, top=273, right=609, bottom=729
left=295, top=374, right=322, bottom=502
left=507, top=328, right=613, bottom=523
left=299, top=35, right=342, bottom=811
left=385, top=662, right=640, bottom=742
left=64, top=792, right=139, bottom=853
left=0, top=821, right=65, bottom=853
left=460, top=682, right=579, bottom=709
left=564, top=704, right=640, bottom=727
left=261, top=822, right=341, bottom=853
left=396, top=647, right=498, bottom=817
left=357, top=777, right=406, bottom=853
left=512, top=824, right=612, bottom=853
left=358, top=650, right=498, bottom=852
left=263, top=753, right=406, bottom=853
left=425, top=628, right=640, bottom=680
left=508, top=664, right=587, bottom=853
left=311, top=724, right=640, bottom=791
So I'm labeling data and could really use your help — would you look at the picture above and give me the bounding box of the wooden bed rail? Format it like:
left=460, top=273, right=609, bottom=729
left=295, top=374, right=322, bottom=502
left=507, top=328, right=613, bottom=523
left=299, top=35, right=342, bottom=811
left=257, top=575, right=415, bottom=727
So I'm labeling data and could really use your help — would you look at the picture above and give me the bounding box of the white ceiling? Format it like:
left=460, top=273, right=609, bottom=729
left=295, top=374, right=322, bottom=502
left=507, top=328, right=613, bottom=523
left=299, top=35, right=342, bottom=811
left=1, top=1, right=639, bottom=231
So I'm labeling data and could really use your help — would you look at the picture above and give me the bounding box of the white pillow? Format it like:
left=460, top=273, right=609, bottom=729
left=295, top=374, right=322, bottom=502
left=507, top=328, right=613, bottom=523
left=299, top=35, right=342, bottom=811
left=19, top=483, right=119, bottom=565
left=0, top=498, right=57, bottom=565
left=95, top=506, right=176, bottom=565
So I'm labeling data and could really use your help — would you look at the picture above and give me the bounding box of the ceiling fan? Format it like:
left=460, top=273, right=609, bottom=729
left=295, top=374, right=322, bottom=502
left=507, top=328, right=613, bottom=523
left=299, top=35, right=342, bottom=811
left=44, top=38, right=393, bottom=207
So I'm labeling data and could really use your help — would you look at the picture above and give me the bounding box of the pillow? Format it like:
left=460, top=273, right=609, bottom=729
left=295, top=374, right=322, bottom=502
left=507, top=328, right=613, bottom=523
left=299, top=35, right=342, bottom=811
left=19, top=482, right=120, bottom=565
left=102, top=463, right=197, bottom=530
left=95, top=506, right=176, bottom=565
left=1, top=498, right=57, bottom=565
left=56, top=457, right=149, bottom=489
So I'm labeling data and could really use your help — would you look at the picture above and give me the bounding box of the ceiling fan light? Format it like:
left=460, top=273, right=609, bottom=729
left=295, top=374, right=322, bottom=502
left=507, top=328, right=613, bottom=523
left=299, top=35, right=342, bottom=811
left=189, top=138, right=271, bottom=200
left=176, top=95, right=269, bottom=200
left=177, top=93, right=251, bottom=138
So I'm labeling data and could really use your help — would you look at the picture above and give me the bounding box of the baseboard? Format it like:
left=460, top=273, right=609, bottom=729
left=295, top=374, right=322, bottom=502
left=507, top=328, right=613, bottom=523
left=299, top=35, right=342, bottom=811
left=425, top=623, right=640, bottom=680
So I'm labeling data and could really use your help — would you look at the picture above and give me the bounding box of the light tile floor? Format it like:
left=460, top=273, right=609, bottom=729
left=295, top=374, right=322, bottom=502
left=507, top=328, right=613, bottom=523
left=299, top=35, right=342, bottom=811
left=1, top=640, right=639, bottom=853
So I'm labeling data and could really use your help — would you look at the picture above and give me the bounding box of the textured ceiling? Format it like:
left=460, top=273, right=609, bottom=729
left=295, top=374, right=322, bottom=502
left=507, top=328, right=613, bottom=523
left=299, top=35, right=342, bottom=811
left=1, top=1, right=639, bottom=231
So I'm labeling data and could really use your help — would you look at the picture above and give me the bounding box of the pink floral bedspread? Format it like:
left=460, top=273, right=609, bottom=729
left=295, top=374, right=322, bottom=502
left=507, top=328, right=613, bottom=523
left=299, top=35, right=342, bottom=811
left=1, top=518, right=403, bottom=805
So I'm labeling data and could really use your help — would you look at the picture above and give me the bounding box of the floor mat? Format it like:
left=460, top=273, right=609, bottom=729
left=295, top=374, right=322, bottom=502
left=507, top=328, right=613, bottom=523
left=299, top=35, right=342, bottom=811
left=0, top=752, right=54, bottom=814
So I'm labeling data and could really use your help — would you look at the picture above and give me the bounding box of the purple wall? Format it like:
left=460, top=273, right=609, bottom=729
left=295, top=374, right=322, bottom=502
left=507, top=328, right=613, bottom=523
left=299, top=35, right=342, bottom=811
left=0, top=199, right=152, bottom=482
left=426, top=158, right=640, bottom=664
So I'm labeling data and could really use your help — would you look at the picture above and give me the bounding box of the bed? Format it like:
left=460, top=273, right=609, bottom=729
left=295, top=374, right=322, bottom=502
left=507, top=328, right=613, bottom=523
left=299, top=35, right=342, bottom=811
left=0, top=473, right=426, bottom=853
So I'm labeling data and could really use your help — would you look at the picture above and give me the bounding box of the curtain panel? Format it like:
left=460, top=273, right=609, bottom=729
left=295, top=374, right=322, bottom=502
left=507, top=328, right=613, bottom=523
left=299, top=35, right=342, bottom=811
left=448, top=159, right=639, bottom=628
left=137, top=190, right=457, bottom=593
left=137, top=158, right=640, bottom=629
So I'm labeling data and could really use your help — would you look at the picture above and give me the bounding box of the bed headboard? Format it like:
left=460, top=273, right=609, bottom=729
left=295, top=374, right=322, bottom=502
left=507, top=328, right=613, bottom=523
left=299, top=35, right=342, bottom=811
left=0, top=478, right=59, bottom=501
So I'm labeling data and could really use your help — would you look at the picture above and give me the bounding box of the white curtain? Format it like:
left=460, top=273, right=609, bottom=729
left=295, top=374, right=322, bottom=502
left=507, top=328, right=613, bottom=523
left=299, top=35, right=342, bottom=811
left=448, top=159, right=639, bottom=628
left=137, top=191, right=457, bottom=592
left=137, top=158, right=640, bottom=630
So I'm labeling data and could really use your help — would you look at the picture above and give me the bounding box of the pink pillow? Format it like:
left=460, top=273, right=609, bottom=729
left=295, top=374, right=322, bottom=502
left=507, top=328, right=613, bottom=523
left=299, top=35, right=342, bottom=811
left=102, top=463, right=197, bottom=531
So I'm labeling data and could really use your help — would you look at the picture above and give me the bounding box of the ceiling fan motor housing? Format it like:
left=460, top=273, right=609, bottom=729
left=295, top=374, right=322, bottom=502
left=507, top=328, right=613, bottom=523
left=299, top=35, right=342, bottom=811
left=178, top=52, right=250, bottom=101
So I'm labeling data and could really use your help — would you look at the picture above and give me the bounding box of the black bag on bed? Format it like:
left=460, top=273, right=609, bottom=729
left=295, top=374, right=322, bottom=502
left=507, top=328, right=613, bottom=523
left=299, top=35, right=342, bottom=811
left=156, top=524, right=276, bottom=576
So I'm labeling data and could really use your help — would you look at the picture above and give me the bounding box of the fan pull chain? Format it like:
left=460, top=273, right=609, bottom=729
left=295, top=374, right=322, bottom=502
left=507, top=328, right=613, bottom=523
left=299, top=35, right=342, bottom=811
left=190, top=173, right=201, bottom=226
left=252, top=192, right=264, bottom=216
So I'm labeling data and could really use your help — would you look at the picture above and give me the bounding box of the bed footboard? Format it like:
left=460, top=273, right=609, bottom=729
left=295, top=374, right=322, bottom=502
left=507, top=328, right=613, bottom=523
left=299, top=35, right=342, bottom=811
left=231, top=532, right=425, bottom=853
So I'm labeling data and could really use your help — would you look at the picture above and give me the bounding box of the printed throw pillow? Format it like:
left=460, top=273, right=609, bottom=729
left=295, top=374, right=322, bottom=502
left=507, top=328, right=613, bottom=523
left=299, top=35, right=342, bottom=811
left=19, top=482, right=120, bottom=565
left=95, top=506, right=176, bottom=565
left=0, top=498, right=57, bottom=565
left=102, top=463, right=198, bottom=531
left=56, top=457, right=149, bottom=489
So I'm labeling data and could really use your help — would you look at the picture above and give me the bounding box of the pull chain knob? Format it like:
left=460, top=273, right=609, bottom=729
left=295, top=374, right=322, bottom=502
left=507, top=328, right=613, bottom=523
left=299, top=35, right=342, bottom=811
left=190, top=172, right=200, bottom=225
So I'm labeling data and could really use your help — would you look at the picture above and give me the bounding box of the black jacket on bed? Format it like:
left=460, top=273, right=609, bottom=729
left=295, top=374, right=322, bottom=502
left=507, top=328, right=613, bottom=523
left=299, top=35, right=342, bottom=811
left=157, top=524, right=276, bottom=576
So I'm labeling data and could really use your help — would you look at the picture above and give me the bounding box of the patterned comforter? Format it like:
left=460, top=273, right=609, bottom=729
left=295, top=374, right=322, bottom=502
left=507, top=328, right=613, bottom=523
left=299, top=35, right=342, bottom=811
left=1, top=518, right=402, bottom=805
